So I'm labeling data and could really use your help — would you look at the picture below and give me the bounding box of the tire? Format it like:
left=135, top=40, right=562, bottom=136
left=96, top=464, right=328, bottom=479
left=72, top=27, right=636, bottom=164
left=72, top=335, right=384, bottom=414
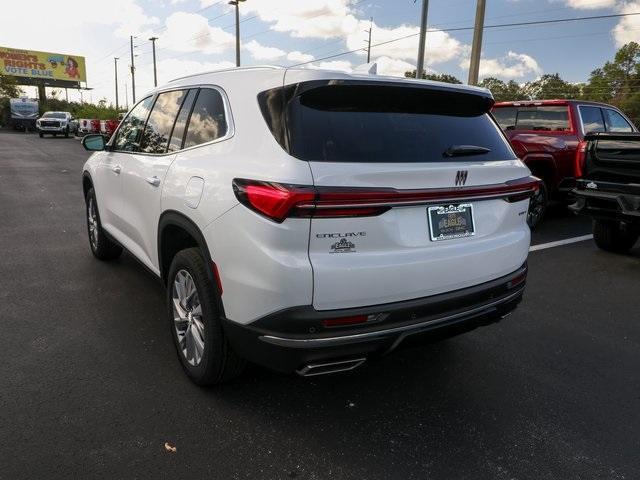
left=85, top=188, right=123, bottom=260
left=592, top=219, right=639, bottom=254
left=64, top=127, right=69, bottom=138
left=38, top=132, right=43, bottom=138
left=527, top=181, right=548, bottom=230
left=167, top=248, right=245, bottom=385
left=53, top=133, right=57, bottom=137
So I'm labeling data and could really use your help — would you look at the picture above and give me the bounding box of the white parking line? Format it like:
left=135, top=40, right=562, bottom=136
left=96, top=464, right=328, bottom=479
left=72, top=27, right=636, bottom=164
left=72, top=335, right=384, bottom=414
left=529, top=234, right=594, bottom=252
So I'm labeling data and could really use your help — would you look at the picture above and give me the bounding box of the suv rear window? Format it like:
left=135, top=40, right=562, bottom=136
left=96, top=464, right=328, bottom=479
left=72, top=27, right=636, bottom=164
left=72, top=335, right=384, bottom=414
left=260, top=82, right=516, bottom=163
left=493, top=105, right=570, bottom=132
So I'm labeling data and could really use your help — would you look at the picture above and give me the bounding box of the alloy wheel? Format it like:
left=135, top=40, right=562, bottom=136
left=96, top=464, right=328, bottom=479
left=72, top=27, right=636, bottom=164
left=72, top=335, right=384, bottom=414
left=172, top=270, right=205, bottom=366
left=87, top=198, right=98, bottom=249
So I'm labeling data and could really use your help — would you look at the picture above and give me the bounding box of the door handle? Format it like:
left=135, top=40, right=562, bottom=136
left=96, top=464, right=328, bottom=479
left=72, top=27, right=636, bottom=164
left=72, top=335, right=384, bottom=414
left=145, top=176, right=161, bottom=187
left=111, top=165, right=122, bottom=174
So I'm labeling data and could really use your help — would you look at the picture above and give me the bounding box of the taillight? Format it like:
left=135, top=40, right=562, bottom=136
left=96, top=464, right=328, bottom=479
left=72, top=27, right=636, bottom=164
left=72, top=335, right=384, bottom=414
left=575, top=140, right=587, bottom=178
left=233, top=177, right=541, bottom=223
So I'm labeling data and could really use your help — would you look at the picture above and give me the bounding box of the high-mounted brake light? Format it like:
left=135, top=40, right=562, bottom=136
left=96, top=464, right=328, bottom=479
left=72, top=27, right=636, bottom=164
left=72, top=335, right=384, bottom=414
left=232, top=177, right=541, bottom=223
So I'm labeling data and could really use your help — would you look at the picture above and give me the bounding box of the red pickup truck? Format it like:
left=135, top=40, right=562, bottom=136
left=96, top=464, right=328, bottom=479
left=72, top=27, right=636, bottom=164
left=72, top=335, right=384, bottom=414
left=492, top=100, right=637, bottom=228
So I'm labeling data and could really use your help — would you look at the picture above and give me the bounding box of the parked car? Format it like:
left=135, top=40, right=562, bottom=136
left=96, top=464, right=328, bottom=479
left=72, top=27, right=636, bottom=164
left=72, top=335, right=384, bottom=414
left=36, top=111, right=78, bottom=137
left=81, top=66, right=539, bottom=385
left=492, top=100, right=637, bottom=228
left=571, top=132, right=640, bottom=253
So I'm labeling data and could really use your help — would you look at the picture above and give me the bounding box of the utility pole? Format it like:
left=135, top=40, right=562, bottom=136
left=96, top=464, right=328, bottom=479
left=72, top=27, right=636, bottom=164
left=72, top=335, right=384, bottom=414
left=365, top=17, right=373, bottom=63
left=415, top=0, right=429, bottom=79
left=468, top=0, right=486, bottom=85
left=130, top=35, right=136, bottom=103
left=114, top=57, right=119, bottom=111
left=125, top=82, right=129, bottom=110
left=149, top=36, right=158, bottom=87
left=228, top=0, right=246, bottom=67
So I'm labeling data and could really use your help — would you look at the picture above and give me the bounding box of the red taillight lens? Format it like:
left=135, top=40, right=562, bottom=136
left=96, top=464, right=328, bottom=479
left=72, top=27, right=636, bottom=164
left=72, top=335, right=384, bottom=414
left=322, top=315, right=368, bottom=327
left=233, top=179, right=315, bottom=222
left=575, top=140, right=588, bottom=178
left=233, top=176, right=541, bottom=222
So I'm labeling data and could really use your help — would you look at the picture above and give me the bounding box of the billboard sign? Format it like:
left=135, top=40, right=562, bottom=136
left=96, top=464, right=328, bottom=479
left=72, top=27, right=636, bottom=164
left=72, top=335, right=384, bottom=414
left=9, top=98, right=39, bottom=120
left=0, top=46, right=86, bottom=83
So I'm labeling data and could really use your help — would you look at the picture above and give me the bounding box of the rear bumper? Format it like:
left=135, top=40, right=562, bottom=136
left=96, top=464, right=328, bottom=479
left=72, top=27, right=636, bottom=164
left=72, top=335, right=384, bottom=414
left=571, top=180, right=640, bottom=224
left=222, top=264, right=527, bottom=374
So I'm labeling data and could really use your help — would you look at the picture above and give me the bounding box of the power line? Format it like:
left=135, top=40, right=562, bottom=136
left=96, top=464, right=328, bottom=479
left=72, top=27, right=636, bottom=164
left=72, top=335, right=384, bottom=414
left=289, top=11, right=640, bottom=67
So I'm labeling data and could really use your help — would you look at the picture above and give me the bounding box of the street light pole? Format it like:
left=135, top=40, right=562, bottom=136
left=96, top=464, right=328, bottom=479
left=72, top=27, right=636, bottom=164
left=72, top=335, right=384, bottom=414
left=365, top=17, right=373, bottom=63
left=228, top=0, right=246, bottom=67
left=130, top=35, right=136, bottom=103
left=114, top=57, right=119, bottom=111
left=468, top=0, right=486, bottom=85
left=149, top=36, right=158, bottom=87
left=415, top=0, right=429, bottom=79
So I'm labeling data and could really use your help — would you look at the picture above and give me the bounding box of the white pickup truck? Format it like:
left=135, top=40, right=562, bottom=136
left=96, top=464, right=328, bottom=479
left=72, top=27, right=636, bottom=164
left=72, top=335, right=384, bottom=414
left=36, top=111, right=78, bottom=138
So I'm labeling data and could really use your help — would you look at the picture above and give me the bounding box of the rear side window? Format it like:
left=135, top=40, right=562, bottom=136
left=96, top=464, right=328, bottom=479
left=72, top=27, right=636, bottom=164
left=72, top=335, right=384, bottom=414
left=183, top=88, right=228, bottom=149
left=269, top=83, right=515, bottom=163
left=113, top=96, right=154, bottom=152
left=167, top=89, right=197, bottom=152
left=580, top=106, right=606, bottom=134
left=495, top=106, right=570, bottom=132
left=603, top=109, right=633, bottom=133
left=140, top=90, right=188, bottom=154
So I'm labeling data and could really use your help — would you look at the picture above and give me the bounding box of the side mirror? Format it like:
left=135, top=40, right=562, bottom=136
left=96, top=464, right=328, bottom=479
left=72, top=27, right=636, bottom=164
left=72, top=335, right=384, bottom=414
left=82, top=134, right=106, bottom=152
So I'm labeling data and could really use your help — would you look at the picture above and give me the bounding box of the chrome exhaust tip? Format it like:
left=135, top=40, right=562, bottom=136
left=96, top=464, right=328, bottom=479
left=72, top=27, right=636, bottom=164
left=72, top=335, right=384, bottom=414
left=296, top=358, right=366, bottom=377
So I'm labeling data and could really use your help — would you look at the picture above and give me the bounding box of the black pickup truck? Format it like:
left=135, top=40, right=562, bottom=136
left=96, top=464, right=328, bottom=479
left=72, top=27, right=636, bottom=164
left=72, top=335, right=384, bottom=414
left=572, top=132, right=640, bottom=253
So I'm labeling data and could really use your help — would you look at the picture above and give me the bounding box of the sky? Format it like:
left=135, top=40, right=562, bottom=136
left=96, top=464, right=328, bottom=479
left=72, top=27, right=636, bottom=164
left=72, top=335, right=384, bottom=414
left=2, top=0, right=640, bottom=106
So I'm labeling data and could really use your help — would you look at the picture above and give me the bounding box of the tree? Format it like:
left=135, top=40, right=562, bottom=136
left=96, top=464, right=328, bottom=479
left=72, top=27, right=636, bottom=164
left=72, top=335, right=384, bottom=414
left=0, top=72, right=21, bottom=98
left=404, top=70, right=462, bottom=84
left=478, top=77, right=527, bottom=102
left=582, top=42, right=640, bottom=105
left=522, top=73, right=582, bottom=100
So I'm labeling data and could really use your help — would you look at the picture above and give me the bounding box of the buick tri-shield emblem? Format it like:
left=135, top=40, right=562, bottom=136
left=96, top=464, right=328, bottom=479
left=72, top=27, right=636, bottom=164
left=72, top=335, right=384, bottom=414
left=455, top=170, right=468, bottom=186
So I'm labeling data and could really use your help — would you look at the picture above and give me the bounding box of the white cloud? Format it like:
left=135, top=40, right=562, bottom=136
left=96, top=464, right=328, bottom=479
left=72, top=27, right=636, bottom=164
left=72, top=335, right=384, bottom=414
left=286, top=51, right=315, bottom=63
left=307, top=60, right=353, bottom=72
left=129, top=58, right=236, bottom=100
left=346, top=20, right=463, bottom=65
left=373, top=56, right=415, bottom=77
left=460, top=51, right=542, bottom=80
left=612, top=1, right=640, bottom=47
left=562, top=0, right=616, bottom=9
left=158, top=12, right=234, bottom=55
left=243, top=40, right=286, bottom=61
left=243, top=0, right=359, bottom=38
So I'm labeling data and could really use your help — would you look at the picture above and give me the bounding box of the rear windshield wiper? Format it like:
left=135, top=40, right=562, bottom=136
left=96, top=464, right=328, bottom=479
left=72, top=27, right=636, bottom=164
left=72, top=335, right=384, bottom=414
left=443, top=145, right=491, bottom=157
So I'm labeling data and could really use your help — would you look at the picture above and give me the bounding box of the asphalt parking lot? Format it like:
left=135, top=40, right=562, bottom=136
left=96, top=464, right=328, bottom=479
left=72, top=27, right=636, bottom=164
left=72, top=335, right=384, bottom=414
left=0, top=130, right=638, bottom=480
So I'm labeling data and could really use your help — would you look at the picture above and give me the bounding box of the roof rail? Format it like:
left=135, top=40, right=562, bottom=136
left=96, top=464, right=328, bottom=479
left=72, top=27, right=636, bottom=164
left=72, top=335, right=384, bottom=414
left=168, top=65, right=283, bottom=83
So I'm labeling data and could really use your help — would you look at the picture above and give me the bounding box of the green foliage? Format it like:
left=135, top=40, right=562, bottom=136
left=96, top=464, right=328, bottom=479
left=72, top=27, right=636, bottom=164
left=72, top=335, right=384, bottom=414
left=404, top=70, right=462, bottom=84
left=0, top=72, right=21, bottom=98
left=522, top=74, right=583, bottom=100
left=478, top=77, right=528, bottom=102
left=40, top=97, right=123, bottom=120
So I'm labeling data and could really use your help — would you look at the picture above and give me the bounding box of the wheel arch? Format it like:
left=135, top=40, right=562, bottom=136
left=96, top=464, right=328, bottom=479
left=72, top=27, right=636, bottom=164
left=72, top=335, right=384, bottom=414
left=521, top=154, right=555, bottom=191
left=82, top=171, right=93, bottom=199
left=157, top=211, right=215, bottom=286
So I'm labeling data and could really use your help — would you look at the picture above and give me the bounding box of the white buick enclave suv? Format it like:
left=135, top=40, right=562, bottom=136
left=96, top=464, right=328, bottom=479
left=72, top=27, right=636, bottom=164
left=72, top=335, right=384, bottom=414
left=81, top=66, right=538, bottom=385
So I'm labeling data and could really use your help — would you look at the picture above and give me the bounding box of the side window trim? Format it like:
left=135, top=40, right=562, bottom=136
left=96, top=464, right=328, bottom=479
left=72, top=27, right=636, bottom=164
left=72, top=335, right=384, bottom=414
left=604, top=108, right=634, bottom=133
left=111, top=94, right=156, bottom=154
left=182, top=86, right=233, bottom=150
left=165, top=88, right=190, bottom=153
left=181, top=88, right=201, bottom=150
left=578, top=105, right=606, bottom=135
